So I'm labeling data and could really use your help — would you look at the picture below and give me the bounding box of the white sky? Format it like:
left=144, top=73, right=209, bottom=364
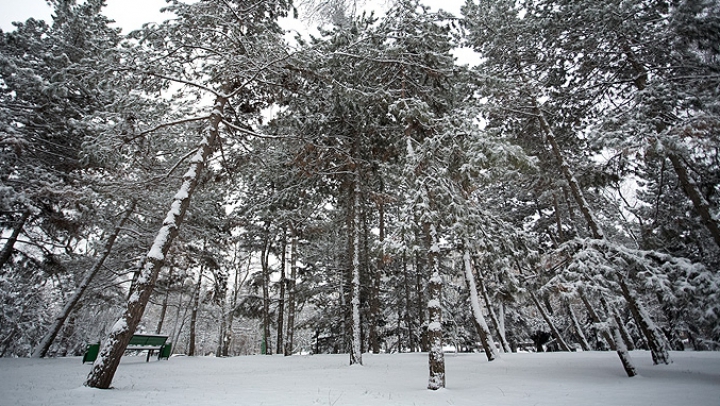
left=0, top=0, right=465, bottom=33
left=0, top=0, right=476, bottom=65
left=0, top=0, right=178, bottom=32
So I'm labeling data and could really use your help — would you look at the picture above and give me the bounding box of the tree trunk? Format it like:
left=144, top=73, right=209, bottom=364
left=668, top=153, right=720, bottom=250
left=529, top=291, right=571, bottom=352
left=368, top=200, right=384, bottom=354
left=0, top=210, right=30, bottom=272
left=579, top=290, right=616, bottom=350
left=612, top=316, right=638, bottom=377
left=169, top=276, right=188, bottom=356
left=462, top=251, right=499, bottom=361
left=223, top=252, right=249, bottom=356
left=474, top=260, right=511, bottom=353
left=260, top=221, right=272, bottom=355
left=284, top=233, right=298, bottom=356
left=402, top=252, right=415, bottom=353
left=618, top=276, right=670, bottom=365
left=276, top=229, right=286, bottom=355
left=536, top=108, right=603, bottom=240
left=84, top=96, right=227, bottom=389
left=425, top=222, right=445, bottom=390
left=565, top=298, right=591, bottom=352
left=155, top=266, right=173, bottom=334
left=33, top=203, right=135, bottom=358
left=188, top=266, right=204, bottom=356
left=415, top=249, right=429, bottom=352
left=600, top=294, right=635, bottom=351
left=349, top=175, right=363, bottom=366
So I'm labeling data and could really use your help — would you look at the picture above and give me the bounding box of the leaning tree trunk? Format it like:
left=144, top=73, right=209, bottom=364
left=618, top=276, right=671, bottom=365
left=529, top=291, right=572, bottom=352
left=536, top=107, right=604, bottom=240
left=462, top=251, right=499, bottom=361
left=668, top=153, right=720, bottom=250
left=85, top=96, right=227, bottom=389
left=579, top=289, right=616, bottom=350
left=611, top=315, right=638, bottom=377
left=600, top=294, right=635, bottom=351
left=565, top=298, right=591, bottom=352
left=474, top=260, right=511, bottom=353
left=33, top=202, right=135, bottom=358
left=0, top=210, right=30, bottom=271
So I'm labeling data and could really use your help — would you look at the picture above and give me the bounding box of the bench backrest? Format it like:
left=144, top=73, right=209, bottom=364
left=128, top=334, right=168, bottom=347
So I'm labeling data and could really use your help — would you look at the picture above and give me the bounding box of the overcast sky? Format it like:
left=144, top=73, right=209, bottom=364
left=1, top=0, right=465, bottom=32
left=0, top=0, right=176, bottom=32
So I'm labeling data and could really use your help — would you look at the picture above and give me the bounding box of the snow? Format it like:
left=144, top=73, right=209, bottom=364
left=110, top=318, right=127, bottom=334
left=147, top=226, right=170, bottom=261
left=427, top=321, right=442, bottom=331
left=1, top=352, right=719, bottom=406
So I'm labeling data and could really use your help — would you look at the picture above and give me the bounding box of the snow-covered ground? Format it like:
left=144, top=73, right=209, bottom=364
left=1, top=351, right=719, bottom=406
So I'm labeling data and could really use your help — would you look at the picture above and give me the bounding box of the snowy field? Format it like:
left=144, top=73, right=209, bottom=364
left=1, top=351, right=719, bottom=406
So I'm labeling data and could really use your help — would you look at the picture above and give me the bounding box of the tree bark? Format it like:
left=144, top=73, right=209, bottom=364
left=612, top=316, right=638, bottom=377
left=349, top=175, right=363, bottom=366
left=84, top=96, right=227, bottom=389
left=260, top=221, right=272, bottom=355
left=155, top=266, right=173, bottom=334
left=462, top=252, right=499, bottom=361
left=415, top=249, right=429, bottom=352
left=425, top=222, right=445, bottom=390
left=536, top=108, right=603, bottom=240
left=565, top=298, right=591, bottom=352
left=33, top=202, right=135, bottom=358
left=529, top=291, right=571, bottom=352
left=188, top=265, right=204, bottom=356
left=668, top=153, right=720, bottom=250
left=276, top=229, right=286, bottom=355
left=0, top=210, right=31, bottom=272
left=618, top=276, right=671, bottom=365
left=368, top=200, right=384, bottom=354
left=474, top=260, right=511, bottom=353
left=284, top=233, right=298, bottom=356
left=223, top=251, right=249, bottom=356
left=600, top=294, right=635, bottom=351
left=402, top=252, right=415, bottom=353
left=579, top=290, right=616, bottom=350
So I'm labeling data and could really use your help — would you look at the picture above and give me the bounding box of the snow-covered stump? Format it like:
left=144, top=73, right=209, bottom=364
left=33, top=202, right=135, bottom=359
left=84, top=97, right=227, bottom=389
left=427, top=271, right=445, bottom=390
left=462, top=251, right=499, bottom=361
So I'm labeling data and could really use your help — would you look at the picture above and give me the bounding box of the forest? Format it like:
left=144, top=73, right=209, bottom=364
left=1, top=0, right=719, bottom=390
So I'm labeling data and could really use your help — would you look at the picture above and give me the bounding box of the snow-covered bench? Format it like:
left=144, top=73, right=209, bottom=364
left=82, top=334, right=171, bottom=363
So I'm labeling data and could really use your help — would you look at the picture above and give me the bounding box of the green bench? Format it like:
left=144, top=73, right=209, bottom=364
left=83, top=334, right=172, bottom=363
